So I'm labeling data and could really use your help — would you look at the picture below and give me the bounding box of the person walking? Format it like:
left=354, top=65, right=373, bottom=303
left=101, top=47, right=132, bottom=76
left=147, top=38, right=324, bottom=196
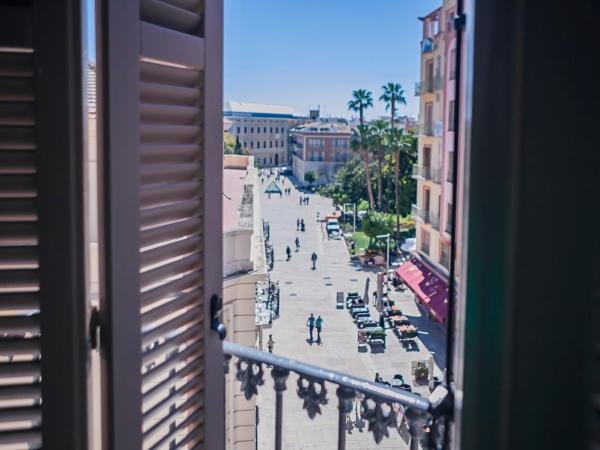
left=295, top=236, right=300, bottom=252
left=299, top=196, right=302, bottom=206
left=296, top=218, right=300, bottom=231
left=307, top=313, right=315, bottom=342
left=300, top=219, right=305, bottom=232
left=311, top=252, right=318, bottom=270
left=267, top=334, right=275, bottom=353
left=315, top=315, right=323, bottom=342
left=286, top=246, right=292, bottom=261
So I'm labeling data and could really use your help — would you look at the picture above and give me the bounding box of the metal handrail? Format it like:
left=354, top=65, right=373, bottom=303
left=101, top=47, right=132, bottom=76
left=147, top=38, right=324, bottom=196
left=224, top=341, right=431, bottom=411
left=223, top=340, right=450, bottom=450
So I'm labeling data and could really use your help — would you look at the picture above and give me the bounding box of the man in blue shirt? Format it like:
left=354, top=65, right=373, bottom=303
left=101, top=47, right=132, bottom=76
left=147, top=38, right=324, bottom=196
left=307, top=313, right=315, bottom=342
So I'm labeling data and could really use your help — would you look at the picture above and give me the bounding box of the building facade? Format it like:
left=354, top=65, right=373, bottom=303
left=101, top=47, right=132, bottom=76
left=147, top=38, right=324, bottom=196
left=222, top=155, right=267, bottom=450
left=224, top=101, right=305, bottom=167
left=290, top=120, right=354, bottom=185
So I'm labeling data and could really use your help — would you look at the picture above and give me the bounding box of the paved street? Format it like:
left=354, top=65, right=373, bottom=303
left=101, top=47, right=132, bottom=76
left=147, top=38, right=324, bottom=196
left=255, top=174, right=446, bottom=450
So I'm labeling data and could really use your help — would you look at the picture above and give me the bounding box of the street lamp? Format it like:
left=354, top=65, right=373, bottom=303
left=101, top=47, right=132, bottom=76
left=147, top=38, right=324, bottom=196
left=376, top=233, right=391, bottom=293
left=343, top=202, right=357, bottom=235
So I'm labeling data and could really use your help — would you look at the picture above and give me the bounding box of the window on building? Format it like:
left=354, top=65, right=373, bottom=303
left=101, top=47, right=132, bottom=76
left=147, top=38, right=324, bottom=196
left=257, top=141, right=260, bottom=149
left=276, top=127, right=279, bottom=133
left=448, top=100, right=456, bottom=131
left=450, top=48, right=457, bottom=80
left=244, top=127, right=247, bottom=133
left=251, top=127, right=254, bottom=133
left=270, top=127, right=273, bottom=133
left=263, top=127, right=266, bottom=133
left=263, top=141, right=266, bottom=148
left=237, top=127, right=240, bottom=133
left=251, top=142, right=254, bottom=149
left=269, top=141, right=272, bottom=148
left=244, top=141, right=247, bottom=148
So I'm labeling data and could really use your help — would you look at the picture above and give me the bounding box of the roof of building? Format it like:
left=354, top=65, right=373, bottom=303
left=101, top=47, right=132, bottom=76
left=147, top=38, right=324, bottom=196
left=291, top=120, right=352, bottom=134
left=223, top=167, right=249, bottom=231
left=224, top=101, right=305, bottom=119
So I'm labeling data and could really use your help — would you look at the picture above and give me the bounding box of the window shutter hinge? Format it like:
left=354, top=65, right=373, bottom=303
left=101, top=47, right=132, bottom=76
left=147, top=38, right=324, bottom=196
left=89, top=306, right=100, bottom=350
left=210, top=294, right=227, bottom=340
left=452, top=13, right=466, bottom=32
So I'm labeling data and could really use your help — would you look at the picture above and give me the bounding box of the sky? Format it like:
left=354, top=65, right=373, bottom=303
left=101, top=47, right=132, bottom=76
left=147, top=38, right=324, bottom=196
left=224, top=0, right=440, bottom=120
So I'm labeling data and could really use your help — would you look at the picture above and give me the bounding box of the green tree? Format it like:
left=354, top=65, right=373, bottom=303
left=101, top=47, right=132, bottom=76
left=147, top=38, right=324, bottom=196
left=347, top=89, right=373, bottom=126
left=304, top=170, right=318, bottom=186
left=380, top=83, right=408, bottom=233
left=223, top=132, right=236, bottom=154
left=350, top=125, right=375, bottom=210
left=362, top=211, right=393, bottom=245
left=369, top=119, right=389, bottom=210
left=385, top=128, right=414, bottom=233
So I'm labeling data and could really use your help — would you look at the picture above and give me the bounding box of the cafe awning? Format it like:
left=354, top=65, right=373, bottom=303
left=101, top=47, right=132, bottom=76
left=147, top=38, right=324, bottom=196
left=395, top=258, right=448, bottom=324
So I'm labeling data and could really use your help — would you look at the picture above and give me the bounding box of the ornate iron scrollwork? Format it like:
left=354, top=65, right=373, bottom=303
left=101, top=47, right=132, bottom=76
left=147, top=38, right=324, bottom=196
left=271, top=366, right=290, bottom=393
left=296, top=375, right=328, bottom=419
left=235, top=358, right=264, bottom=401
left=361, top=396, right=398, bottom=444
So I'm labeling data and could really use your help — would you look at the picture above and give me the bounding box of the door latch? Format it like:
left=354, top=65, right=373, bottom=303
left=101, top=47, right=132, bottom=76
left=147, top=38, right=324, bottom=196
left=210, top=294, right=227, bottom=340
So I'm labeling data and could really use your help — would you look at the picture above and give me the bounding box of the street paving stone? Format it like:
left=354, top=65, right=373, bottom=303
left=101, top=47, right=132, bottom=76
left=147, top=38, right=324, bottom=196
left=254, top=175, right=447, bottom=450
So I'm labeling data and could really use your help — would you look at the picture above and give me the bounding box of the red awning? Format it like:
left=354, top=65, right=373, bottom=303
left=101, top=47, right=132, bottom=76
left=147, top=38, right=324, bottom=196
left=395, top=258, right=448, bottom=323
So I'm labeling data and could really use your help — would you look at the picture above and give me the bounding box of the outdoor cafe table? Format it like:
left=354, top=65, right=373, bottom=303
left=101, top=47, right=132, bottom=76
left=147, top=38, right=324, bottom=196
left=389, top=314, right=410, bottom=324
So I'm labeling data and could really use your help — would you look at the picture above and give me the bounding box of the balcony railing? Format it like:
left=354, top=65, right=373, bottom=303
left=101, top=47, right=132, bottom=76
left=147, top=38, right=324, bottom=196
left=419, top=122, right=434, bottom=137
left=430, top=213, right=440, bottom=231
left=440, top=251, right=450, bottom=270
left=413, top=165, right=441, bottom=183
left=445, top=220, right=452, bottom=235
left=412, top=204, right=430, bottom=224
left=416, top=79, right=434, bottom=96
left=223, top=341, right=450, bottom=450
left=433, top=74, right=442, bottom=91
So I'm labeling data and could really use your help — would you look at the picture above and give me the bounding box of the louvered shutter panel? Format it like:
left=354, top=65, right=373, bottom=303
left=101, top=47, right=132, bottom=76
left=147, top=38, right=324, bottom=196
left=99, top=1, right=224, bottom=449
left=0, top=2, right=88, bottom=450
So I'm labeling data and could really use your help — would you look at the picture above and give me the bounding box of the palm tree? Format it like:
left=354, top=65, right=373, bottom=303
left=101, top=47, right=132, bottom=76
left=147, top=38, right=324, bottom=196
left=369, top=119, right=389, bottom=210
left=347, top=89, right=373, bottom=126
left=379, top=82, right=406, bottom=129
left=380, top=83, right=407, bottom=233
left=385, top=127, right=413, bottom=234
left=350, top=125, right=375, bottom=210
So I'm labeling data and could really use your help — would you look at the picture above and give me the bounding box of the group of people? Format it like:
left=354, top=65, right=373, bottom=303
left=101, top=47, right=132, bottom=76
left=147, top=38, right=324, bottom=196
left=299, top=196, right=310, bottom=205
left=296, top=218, right=305, bottom=231
left=283, top=187, right=292, bottom=196
left=306, top=313, right=324, bottom=343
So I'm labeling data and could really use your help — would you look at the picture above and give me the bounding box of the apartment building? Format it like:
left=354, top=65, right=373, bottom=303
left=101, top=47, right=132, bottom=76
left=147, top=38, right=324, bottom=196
left=397, top=1, right=463, bottom=326
left=222, top=155, right=267, bottom=450
left=290, top=120, right=354, bottom=185
left=224, top=101, right=305, bottom=167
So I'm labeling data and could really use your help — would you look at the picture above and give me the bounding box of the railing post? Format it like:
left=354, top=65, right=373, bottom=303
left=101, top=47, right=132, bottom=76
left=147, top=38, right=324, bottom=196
left=271, top=366, right=289, bottom=450
left=336, top=386, right=355, bottom=450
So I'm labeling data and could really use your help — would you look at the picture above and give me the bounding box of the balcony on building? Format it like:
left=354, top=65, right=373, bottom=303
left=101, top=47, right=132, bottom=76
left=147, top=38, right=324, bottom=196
left=421, top=37, right=435, bottom=53
left=413, top=165, right=441, bottom=184
left=447, top=153, right=455, bottom=182
left=419, top=121, right=434, bottom=137
left=433, top=74, right=443, bottom=91
left=412, top=204, right=430, bottom=224
left=430, top=213, right=440, bottom=231
left=415, top=78, right=434, bottom=96
left=446, top=209, right=453, bottom=235
left=440, top=247, right=450, bottom=270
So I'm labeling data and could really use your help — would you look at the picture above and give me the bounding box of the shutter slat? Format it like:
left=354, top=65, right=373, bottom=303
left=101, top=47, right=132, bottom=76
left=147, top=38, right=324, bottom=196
left=140, top=0, right=202, bottom=35
left=0, top=127, right=35, bottom=150
left=140, top=199, right=200, bottom=229
left=142, top=376, right=201, bottom=422
left=140, top=216, right=200, bottom=248
left=141, top=270, right=201, bottom=309
left=0, top=429, right=41, bottom=449
left=140, top=103, right=199, bottom=125
left=0, top=293, right=39, bottom=312
left=140, top=162, right=200, bottom=185
left=140, top=235, right=200, bottom=268
left=0, top=247, right=38, bottom=269
left=0, top=175, right=36, bottom=198
left=140, top=21, right=204, bottom=70
left=142, top=304, right=201, bottom=346
left=143, top=392, right=202, bottom=445
left=0, top=406, right=41, bottom=426
left=141, top=144, right=199, bottom=163
left=140, top=252, right=202, bottom=291
left=0, top=361, right=40, bottom=380
left=147, top=405, right=203, bottom=450
left=0, top=316, right=40, bottom=336
left=141, top=182, right=201, bottom=209
left=0, top=224, right=37, bottom=246
left=0, top=270, right=38, bottom=292
left=142, top=340, right=202, bottom=389
left=0, top=78, right=35, bottom=101
left=0, top=53, right=34, bottom=78
left=0, top=338, right=40, bottom=358
left=0, top=103, right=35, bottom=126
left=141, top=357, right=200, bottom=411
left=141, top=324, right=201, bottom=367
left=140, top=82, right=200, bottom=106
left=141, top=288, right=199, bottom=326
left=0, top=383, right=41, bottom=405
left=0, top=199, right=37, bottom=222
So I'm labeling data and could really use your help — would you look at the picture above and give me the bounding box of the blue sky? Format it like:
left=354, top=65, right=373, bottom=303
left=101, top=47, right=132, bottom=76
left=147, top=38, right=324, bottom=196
left=225, top=0, right=440, bottom=119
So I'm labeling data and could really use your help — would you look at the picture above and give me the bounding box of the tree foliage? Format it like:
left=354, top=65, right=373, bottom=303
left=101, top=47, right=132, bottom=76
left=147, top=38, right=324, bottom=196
left=304, top=170, right=318, bottom=185
left=361, top=211, right=394, bottom=243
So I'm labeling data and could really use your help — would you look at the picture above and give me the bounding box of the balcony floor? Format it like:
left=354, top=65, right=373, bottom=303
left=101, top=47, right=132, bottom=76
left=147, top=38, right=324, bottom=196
left=254, top=178, right=447, bottom=449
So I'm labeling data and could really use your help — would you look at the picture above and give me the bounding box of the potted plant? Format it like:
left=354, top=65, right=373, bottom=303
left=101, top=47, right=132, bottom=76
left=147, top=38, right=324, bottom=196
left=414, top=363, right=429, bottom=380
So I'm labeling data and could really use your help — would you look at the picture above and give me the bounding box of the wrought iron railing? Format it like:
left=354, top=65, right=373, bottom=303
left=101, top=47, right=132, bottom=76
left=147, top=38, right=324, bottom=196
left=412, top=204, right=431, bottom=224
left=419, top=122, right=434, bottom=136
left=430, top=213, right=440, bottom=231
left=223, top=341, right=451, bottom=450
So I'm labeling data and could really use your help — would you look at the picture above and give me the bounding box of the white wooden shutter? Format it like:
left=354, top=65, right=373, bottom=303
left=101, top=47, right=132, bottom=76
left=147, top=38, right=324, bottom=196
left=0, top=2, right=88, bottom=449
left=98, top=1, right=224, bottom=448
